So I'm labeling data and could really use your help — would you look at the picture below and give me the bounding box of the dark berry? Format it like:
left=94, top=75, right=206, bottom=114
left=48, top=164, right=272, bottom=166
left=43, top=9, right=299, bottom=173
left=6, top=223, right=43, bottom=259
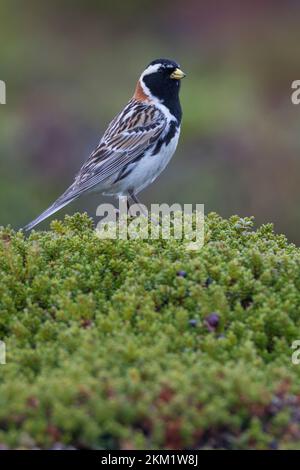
left=241, top=296, right=253, bottom=309
left=269, top=440, right=278, bottom=450
left=205, top=313, right=220, bottom=331
left=205, top=277, right=213, bottom=287
left=177, top=270, right=187, bottom=278
left=189, top=319, right=198, bottom=327
left=207, top=313, right=219, bottom=327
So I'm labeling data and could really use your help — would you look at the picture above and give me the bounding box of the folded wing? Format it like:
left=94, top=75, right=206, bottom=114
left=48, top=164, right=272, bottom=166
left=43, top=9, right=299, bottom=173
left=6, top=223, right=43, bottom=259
left=23, top=100, right=166, bottom=230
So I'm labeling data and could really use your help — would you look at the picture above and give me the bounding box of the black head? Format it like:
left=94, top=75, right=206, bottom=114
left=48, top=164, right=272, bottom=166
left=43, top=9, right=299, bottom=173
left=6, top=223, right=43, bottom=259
left=141, top=58, right=186, bottom=122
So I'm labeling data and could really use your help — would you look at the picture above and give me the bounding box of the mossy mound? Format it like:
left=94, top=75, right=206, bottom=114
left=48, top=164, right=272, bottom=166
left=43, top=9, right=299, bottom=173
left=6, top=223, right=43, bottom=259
left=0, top=213, right=300, bottom=449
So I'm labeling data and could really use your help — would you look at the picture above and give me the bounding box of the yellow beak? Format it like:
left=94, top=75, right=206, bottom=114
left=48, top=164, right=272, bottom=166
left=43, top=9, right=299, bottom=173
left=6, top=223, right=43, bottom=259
left=170, top=68, right=186, bottom=80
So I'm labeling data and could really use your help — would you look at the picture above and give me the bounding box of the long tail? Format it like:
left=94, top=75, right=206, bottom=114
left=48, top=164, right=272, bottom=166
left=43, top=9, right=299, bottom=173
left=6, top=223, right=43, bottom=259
left=23, top=187, right=79, bottom=231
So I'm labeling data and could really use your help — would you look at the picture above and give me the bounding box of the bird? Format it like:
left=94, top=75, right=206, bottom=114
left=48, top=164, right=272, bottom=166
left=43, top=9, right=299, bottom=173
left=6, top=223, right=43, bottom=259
left=23, top=58, right=186, bottom=231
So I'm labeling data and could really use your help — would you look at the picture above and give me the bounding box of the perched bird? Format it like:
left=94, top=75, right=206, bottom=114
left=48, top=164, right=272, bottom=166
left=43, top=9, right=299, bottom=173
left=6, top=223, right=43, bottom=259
left=24, top=58, right=186, bottom=231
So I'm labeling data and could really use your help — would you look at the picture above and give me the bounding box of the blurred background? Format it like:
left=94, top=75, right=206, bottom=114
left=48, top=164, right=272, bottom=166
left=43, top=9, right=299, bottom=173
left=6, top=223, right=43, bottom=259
left=0, top=0, right=300, bottom=242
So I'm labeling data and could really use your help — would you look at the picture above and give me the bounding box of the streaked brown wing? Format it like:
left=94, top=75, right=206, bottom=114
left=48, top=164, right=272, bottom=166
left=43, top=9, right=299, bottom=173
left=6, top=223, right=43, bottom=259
left=68, top=100, right=166, bottom=195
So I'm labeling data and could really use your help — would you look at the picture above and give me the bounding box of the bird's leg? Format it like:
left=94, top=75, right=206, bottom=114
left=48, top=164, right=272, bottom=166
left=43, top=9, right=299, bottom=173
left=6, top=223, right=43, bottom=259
left=129, top=191, right=141, bottom=206
left=126, top=196, right=131, bottom=212
left=128, top=191, right=148, bottom=217
left=126, top=193, right=134, bottom=216
left=128, top=191, right=160, bottom=227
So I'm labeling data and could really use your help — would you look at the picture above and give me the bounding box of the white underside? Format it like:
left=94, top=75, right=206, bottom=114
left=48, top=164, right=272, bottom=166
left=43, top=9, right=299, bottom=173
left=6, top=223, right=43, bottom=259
left=100, top=127, right=180, bottom=196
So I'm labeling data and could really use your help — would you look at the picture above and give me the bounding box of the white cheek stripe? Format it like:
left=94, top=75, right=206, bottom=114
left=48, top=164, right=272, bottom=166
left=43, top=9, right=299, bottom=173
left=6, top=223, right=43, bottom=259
left=138, top=64, right=161, bottom=101
left=141, top=63, right=161, bottom=78
left=138, top=78, right=152, bottom=100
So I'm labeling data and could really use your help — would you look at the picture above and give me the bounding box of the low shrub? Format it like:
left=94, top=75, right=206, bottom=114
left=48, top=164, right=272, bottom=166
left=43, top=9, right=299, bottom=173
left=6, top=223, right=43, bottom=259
left=0, top=212, right=300, bottom=449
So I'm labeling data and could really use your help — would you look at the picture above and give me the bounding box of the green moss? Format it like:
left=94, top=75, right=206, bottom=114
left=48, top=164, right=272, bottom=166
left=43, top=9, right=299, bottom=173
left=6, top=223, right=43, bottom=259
left=0, top=212, right=300, bottom=449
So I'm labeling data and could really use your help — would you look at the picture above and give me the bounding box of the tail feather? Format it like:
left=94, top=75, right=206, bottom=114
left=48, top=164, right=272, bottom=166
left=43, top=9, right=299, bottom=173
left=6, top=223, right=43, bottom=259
left=23, top=191, right=79, bottom=231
